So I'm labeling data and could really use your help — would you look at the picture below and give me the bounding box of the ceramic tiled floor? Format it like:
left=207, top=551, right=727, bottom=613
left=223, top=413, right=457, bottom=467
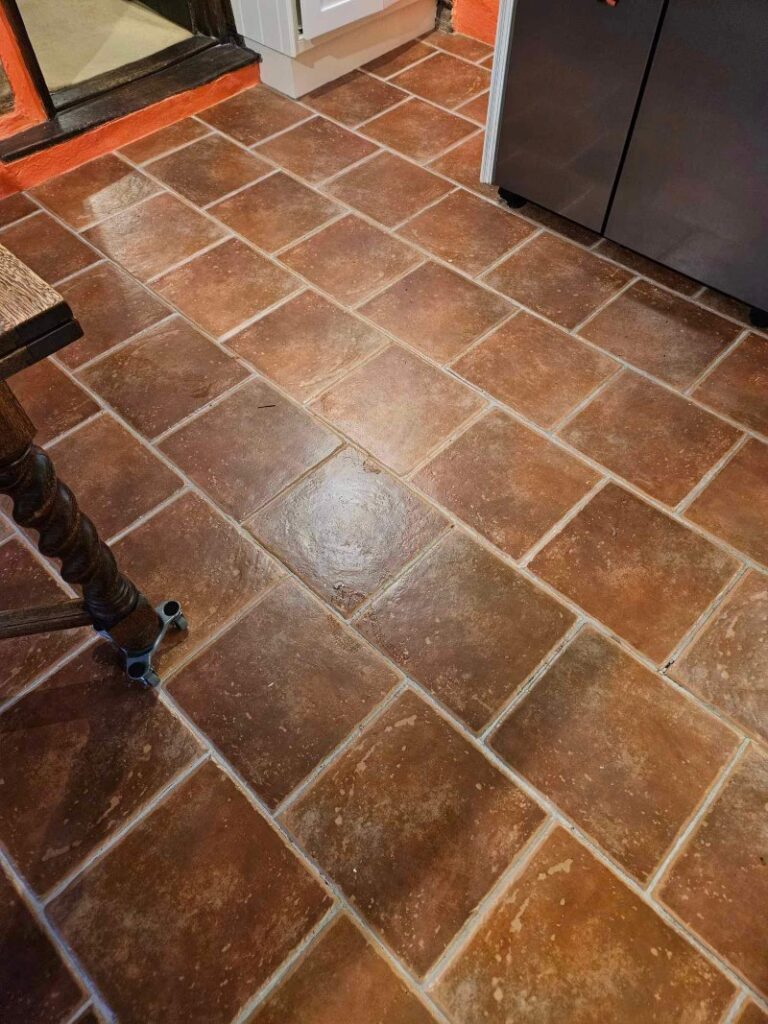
left=1, top=31, right=766, bottom=1024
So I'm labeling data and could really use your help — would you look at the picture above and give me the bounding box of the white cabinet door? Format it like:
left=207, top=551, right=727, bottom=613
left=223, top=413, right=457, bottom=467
left=299, top=0, right=382, bottom=39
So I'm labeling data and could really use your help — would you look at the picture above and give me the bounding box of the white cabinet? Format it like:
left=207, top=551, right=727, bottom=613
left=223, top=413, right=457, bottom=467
left=299, top=0, right=381, bottom=39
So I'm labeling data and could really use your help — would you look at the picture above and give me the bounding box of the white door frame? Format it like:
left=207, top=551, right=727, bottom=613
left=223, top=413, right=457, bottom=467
left=481, top=0, right=517, bottom=184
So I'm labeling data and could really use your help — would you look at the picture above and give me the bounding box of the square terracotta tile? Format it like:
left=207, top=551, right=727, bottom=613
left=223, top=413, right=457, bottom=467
left=310, top=345, right=484, bottom=473
left=560, top=371, right=741, bottom=505
left=452, top=310, right=618, bottom=428
left=737, top=1004, right=768, bottom=1024
left=279, top=215, right=420, bottom=306
left=362, top=39, right=436, bottom=78
left=399, top=188, right=533, bottom=275
left=694, top=332, right=768, bottom=436
left=325, top=151, right=452, bottom=227
left=82, top=193, right=225, bottom=282
left=0, top=211, right=98, bottom=284
left=228, top=290, right=386, bottom=401
left=659, top=746, right=768, bottom=996
left=10, top=358, right=98, bottom=443
left=120, top=117, right=210, bottom=163
left=671, top=571, right=768, bottom=744
left=303, top=70, right=405, bottom=126
left=247, top=914, right=437, bottom=1023
left=49, top=414, right=182, bottom=538
left=30, top=154, right=160, bottom=229
left=198, top=85, right=308, bottom=145
left=50, top=761, right=331, bottom=1024
left=698, top=287, right=755, bottom=327
left=56, top=262, right=168, bottom=369
left=428, top=134, right=496, bottom=197
left=414, top=410, right=598, bottom=558
left=0, top=869, right=83, bottom=1024
left=530, top=483, right=740, bottom=663
left=362, top=98, right=477, bottom=163
left=112, top=491, right=281, bottom=674
left=80, top=316, right=247, bottom=438
left=145, top=134, right=271, bottom=206
left=169, top=579, right=398, bottom=806
left=152, top=237, right=299, bottom=337
left=0, top=644, right=200, bottom=892
left=160, top=378, right=340, bottom=521
left=248, top=447, right=446, bottom=615
left=686, top=438, right=768, bottom=565
left=580, top=280, right=742, bottom=389
left=423, top=30, right=492, bottom=62
left=392, top=52, right=489, bottom=110
left=255, top=117, right=376, bottom=183
left=0, top=191, right=36, bottom=227
left=595, top=239, right=700, bottom=296
left=357, top=530, right=573, bottom=729
left=484, top=233, right=632, bottom=329
left=456, top=91, right=489, bottom=125
left=210, top=172, right=340, bottom=252
left=435, top=828, right=734, bottom=1024
left=360, top=261, right=511, bottom=362
left=282, top=690, right=545, bottom=975
left=492, top=628, right=738, bottom=882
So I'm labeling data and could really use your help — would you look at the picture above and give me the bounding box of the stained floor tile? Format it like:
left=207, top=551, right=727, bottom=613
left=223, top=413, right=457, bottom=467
left=120, top=117, right=210, bottom=163
left=256, top=117, right=376, bottom=183
left=595, top=239, right=700, bottom=296
left=360, top=261, right=511, bottom=362
left=484, top=233, right=631, bottom=329
left=492, top=628, right=737, bottom=881
left=198, top=86, right=308, bottom=145
left=530, top=483, right=740, bottom=662
left=0, top=211, right=98, bottom=284
left=580, top=280, right=741, bottom=389
left=435, top=828, right=734, bottom=1024
left=362, top=98, right=476, bottom=163
left=80, top=315, right=247, bottom=438
left=160, top=378, right=340, bottom=521
left=456, top=91, right=489, bottom=125
left=303, top=70, right=404, bottom=126
left=423, top=30, right=492, bottom=62
left=282, top=690, right=545, bottom=975
left=311, top=345, right=484, bottom=473
left=686, top=438, right=768, bottom=565
left=560, top=371, right=741, bottom=505
left=358, top=530, right=573, bottom=729
left=50, top=761, right=331, bottom=1024
left=659, top=746, right=768, bottom=996
left=671, top=571, right=768, bottom=744
left=414, top=410, right=598, bottom=557
left=363, top=39, right=436, bottom=78
left=325, top=151, right=451, bottom=227
left=169, top=580, right=397, bottom=806
left=694, top=332, right=768, bottom=436
left=145, top=134, right=271, bottom=206
left=248, top=447, right=446, bottom=615
left=428, top=133, right=496, bottom=196
left=392, top=52, right=489, bottom=110
left=10, top=358, right=98, bottom=443
left=0, top=191, right=35, bottom=227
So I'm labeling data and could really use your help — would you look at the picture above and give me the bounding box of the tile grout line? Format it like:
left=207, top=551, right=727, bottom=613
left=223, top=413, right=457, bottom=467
left=684, top=328, right=751, bottom=395
left=674, top=432, right=751, bottom=515
left=517, top=476, right=609, bottom=568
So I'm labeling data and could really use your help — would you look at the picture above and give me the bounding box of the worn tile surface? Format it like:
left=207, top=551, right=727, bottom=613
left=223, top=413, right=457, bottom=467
left=120, top=117, right=210, bottom=163
left=392, top=52, right=489, bottom=109
left=198, top=86, right=308, bottom=145
left=428, top=133, right=495, bottom=196
left=423, top=30, right=492, bottom=62
left=362, top=98, right=476, bottom=162
left=145, top=133, right=270, bottom=206
left=9, top=358, right=98, bottom=443
left=325, top=151, right=451, bottom=227
left=363, top=39, right=436, bottom=78
left=595, top=239, right=700, bottom=295
left=0, top=210, right=98, bottom=283
left=256, top=117, right=376, bottom=183
left=303, top=71, right=404, bottom=126
left=694, top=332, right=768, bottom=435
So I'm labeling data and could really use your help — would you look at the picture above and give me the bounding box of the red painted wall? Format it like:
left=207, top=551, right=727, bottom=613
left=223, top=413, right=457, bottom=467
left=452, top=0, right=499, bottom=45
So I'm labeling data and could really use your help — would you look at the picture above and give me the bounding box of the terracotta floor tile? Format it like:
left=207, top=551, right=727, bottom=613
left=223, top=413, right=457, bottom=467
left=530, top=483, right=739, bottom=663
left=453, top=310, right=617, bottom=428
left=30, top=154, right=160, bottom=229
left=248, top=914, right=437, bottom=1023
left=435, top=827, right=734, bottom=1024
left=311, top=345, right=484, bottom=473
left=0, top=869, right=83, bottom=1024
left=580, top=280, right=741, bottom=389
left=560, top=371, right=741, bottom=505
left=456, top=91, right=489, bottom=125
left=522, top=202, right=602, bottom=247
left=248, top=447, right=446, bottom=616
left=595, top=239, right=700, bottom=296
left=303, top=70, right=405, bottom=126
left=659, top=746, right=768, bottom=996
left=120, top=117, right=210, bottom=163
left=414, top=410, right=598, bottom=558
left=0, top=644, right=200, bottom=892
left=49, top=414, right=181, bottom=538
left=362, top=39, right=436, bottom=78
left=484, top=233, right=632, bottom=329
left=80, top=316, right=247, bottom=438
left=737, top=1004, right=768, bottom=1024
left=686, top=438, right=768, bottom=565
left=10, top=358, right=98, bottom=443
left=228, top=290, right=386, bottom=402
left=698, top=287, right=755, bottom=327
left=694, top=332, right=768, bottom=436
left=672, top=570, right=768, bottom=744
left=393, top=52, right=489, bottom=110
left=282, top=690, right=545, bottom=974
left=160, top=378, right=340, bottom=521
left=398, top=188, right=534, bottom=275
left=112, top=491, right=281, bottom=674
left=325, top=151, right=452, bottom=227
left=56, top=262, right=168, bottom=369
left=362, top=98, right=476, bottom=163
left=358, top=530, right=572, bottom=728
left=0, top=211, right=98, bottom=284
left=50, top=761, right=331, bottom=1024
left=152, top=237, right=299, bottom=337
left=145, top=134, right=271, bottom=206
left=210, top=172, right=340, bottom=252
left=360, top=261, right=511, bottom=362
left=423, top=30, right=493, bottom=62
left=279, top=215, right=420, bottom=306
left=83, top=193, right=225, bottom=282
left=428, top=134, right=497, bottom=197
left=198, top=85, right=308, bottom=145
left=492, top=628, right=738, bottom=882
left=169, top=579, right=397, bottom=806
left=255, top=117, right=376, bottom=183
left=0, top=191, right=35, bottom=227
